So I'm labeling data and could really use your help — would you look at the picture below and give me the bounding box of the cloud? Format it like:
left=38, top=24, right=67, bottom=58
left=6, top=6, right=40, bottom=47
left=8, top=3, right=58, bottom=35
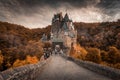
left=0, top=0, right=120, bottom=28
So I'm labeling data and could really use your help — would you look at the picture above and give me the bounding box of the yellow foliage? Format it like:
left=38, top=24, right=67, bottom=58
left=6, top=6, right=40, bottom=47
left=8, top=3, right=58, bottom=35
left=100, top=50, right=108, bottom=61
left=74, top=44, right=87, bottom=55
left=85, top=48, right=101, bottom=63
left=108, top=46, right=120, bottom=63
left=13, top=59, right=26, bottom=67
left=70, top=44, right=87, bottom=60
left=0, top=50, right=4, bottom=65
left=26, top=55, right=39, bottom=64
left=13, top=55, right=39, bottom=68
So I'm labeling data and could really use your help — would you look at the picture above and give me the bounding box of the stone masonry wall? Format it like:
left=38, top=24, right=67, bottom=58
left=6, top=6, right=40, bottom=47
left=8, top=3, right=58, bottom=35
left=62, top=54, right=120, bottom=80
left=0, top=61, right=46, bottom=80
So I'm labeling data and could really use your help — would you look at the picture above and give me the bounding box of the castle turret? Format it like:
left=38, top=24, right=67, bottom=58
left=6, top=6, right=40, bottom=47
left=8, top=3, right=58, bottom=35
left=63, top=13, right=70, bottom=22
left=51, top=12, right=77, bottom=49
left=51, top=12, right=63, bottom=34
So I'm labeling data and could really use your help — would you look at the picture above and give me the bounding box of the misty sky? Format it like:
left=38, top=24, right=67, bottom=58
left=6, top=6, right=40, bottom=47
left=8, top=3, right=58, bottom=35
left=0, top=0, right=120, bottom=28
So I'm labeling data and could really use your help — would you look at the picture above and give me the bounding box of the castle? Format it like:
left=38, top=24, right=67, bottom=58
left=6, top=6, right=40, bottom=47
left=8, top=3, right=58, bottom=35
left=50, top=12, right=77, bottom=49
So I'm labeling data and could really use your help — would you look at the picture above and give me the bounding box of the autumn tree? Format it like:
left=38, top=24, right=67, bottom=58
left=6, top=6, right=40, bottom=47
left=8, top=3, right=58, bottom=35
left=13, top=55, right=39, bottom=68
left=85, top=48, right=101, bottom=63
left=26, top=55, right=39, bottom=64
left=70, top=44, right=87, bottom=60
left=100, top=50, right=108, bottom=61
left=107, top=46, right=120, bottom=64
left=0, top=50, right=4, bottom=70
left=13, top=59, right=26, bottom=67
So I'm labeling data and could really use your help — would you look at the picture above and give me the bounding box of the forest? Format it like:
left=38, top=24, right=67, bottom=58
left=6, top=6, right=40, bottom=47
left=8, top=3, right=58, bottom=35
left=0, top=21, right=51, bottom=71
left=0, top=20, right=120, bottom=71
left=71, top=20, right=120, bottom=69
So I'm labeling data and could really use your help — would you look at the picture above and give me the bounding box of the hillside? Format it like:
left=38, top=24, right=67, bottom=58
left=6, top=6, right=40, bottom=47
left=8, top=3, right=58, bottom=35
left=0, top=20, right=120, bottom=71
left=73, top=21, right=120, bottom=69
left=74, top=21, right=120, bottom=50
left=0, top=21, right=51, bottom=71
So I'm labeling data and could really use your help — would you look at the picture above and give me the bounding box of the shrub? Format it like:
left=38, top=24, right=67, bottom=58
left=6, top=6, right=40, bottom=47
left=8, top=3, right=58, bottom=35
left=13, top=55, right=39, bottom=68
left=100, top=50, right=108, bottom=61
left=107, top=46, right=120, bottom=64
left=0, top=50, right=3, bottom=65
left=25, top=41, right=44, bottom=59
left=0, top=50, right=4, bottom=70
left=114, top=63, right=120, bottom=69
left=13, top=59, right=26, bottom=67
left=70, top=44, right=87, bottom=60
left=85, top=48, right=101, bottom=63
left=26, top=55, right=39, bottom=64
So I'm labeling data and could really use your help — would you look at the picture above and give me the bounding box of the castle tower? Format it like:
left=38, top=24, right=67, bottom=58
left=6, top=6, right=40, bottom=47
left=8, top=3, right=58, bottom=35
left=51, top=12, right=77, bottom=49
left=51, top=12, right=63, bottom=34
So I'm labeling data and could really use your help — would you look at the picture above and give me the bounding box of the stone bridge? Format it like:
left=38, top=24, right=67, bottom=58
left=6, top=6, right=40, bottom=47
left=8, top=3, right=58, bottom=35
left=0, top=54, right=120, bottom=80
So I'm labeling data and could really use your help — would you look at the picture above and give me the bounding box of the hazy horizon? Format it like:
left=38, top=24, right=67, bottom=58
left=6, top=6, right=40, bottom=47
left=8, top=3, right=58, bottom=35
left=0, top=0, right=120, bottom=28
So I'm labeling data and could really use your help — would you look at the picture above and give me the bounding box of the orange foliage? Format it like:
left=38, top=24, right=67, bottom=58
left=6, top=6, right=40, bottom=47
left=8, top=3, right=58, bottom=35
left=13, top=55, right=39, bottom=68
left=107, top=46, right=120, bottom=64
left=0, top=50, right=4, bottom=65
left=70, top=44, right=87, bottom=60
left=13, top=59, right=26, bottom=67
left=85, top=48, right=101, bottom=63
left=26, top=55, right=39, bottom=64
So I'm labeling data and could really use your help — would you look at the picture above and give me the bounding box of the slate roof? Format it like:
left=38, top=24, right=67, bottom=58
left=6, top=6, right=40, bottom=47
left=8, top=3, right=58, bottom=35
left=51, top=38, right=63, bottom=42
left=64, top=13, right=69, bottom=22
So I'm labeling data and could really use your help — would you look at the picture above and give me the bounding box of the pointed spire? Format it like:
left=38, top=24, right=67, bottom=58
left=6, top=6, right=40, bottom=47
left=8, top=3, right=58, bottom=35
left=64, top=13, right=69, bottom=21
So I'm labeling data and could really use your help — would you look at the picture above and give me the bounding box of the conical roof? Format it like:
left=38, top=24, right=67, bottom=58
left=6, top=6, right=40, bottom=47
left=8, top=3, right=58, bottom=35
left=64, top=13, right=70, bottom=21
